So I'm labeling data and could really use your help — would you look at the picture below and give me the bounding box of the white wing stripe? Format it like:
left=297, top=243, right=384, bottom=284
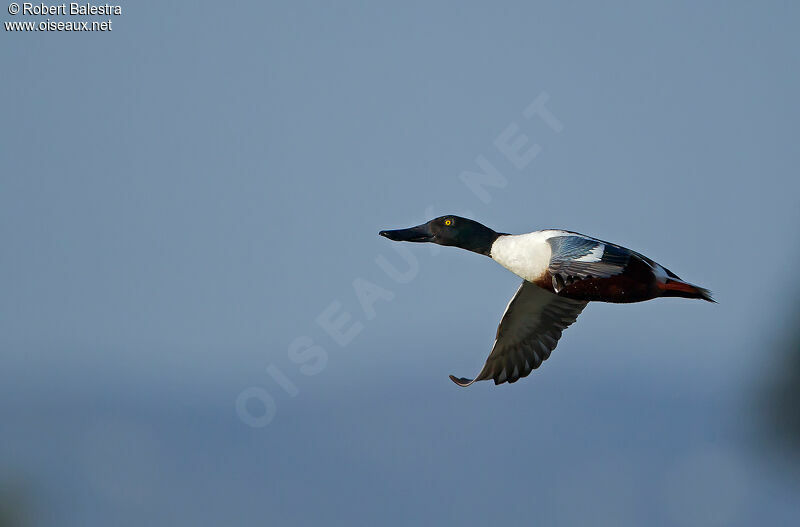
left=575, top=243, right=605, bottom=262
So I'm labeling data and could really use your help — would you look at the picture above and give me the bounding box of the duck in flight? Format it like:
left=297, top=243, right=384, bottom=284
left=379, top=216, right=714, bottom=387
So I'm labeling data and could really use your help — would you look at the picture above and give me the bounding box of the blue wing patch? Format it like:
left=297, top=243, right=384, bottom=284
left=547, top=236, right=630, bottom=292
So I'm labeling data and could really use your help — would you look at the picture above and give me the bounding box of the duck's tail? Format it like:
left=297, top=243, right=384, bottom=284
left=659, top=278, right=716, bottom=303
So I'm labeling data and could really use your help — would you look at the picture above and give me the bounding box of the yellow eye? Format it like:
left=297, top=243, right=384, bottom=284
left=444, top=219, right=453, bottom=226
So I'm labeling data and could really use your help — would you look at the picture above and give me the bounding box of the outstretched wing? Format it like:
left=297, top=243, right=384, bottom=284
left=547, top=235, right=630, bottom=292
left=450, top=281, right=587, bottom=387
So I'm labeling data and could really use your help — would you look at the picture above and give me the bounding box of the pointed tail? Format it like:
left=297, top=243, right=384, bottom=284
left=659, top=278, right=716, bottom=303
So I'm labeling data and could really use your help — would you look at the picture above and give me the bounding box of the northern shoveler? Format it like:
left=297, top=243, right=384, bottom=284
left=379, top=215, right=714, bottom=387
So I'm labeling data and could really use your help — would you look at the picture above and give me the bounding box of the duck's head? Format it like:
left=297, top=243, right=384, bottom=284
left=379, top=215, right=501, bottom=256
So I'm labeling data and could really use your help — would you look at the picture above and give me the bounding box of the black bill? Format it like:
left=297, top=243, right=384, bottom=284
left=379, top=222, right=434, bottom=242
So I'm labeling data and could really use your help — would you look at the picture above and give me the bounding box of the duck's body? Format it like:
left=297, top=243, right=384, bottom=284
left=490, top=229, right=709, bottom=303
left=380, top=215, right=714, bottom=387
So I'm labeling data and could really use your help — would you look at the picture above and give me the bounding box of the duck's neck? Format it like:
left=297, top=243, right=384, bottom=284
left=459, top=229, right=505, bottom=257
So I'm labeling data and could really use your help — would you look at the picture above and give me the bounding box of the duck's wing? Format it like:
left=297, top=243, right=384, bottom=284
left=449, top=280, right=587, bottom=387
left=547, top=235, right=631, bottom=292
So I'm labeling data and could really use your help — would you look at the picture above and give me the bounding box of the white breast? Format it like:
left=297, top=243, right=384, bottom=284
left=490, top=230, right=564, bottom=282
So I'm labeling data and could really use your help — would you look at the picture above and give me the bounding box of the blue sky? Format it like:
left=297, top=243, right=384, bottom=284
left=2, top=1, right=799, bottom=525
